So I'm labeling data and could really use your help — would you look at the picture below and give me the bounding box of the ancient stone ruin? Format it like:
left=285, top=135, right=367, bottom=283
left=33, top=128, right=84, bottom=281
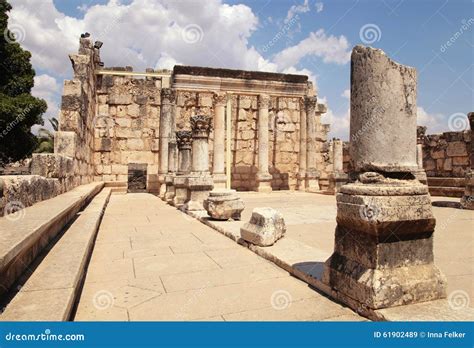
left=323, top=45, right=447, bottom=311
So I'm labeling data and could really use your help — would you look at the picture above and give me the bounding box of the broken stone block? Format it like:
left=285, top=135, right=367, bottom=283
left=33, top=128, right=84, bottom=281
left=203, top=189, right=245, bottom=221
left=240, top=207, right=286, bottom=246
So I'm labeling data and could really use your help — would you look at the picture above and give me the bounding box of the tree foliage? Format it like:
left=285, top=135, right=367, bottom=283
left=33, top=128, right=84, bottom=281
left=0, top=0, right=47, bottom=163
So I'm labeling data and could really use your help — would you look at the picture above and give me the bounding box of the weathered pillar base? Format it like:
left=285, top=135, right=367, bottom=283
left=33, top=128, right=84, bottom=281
left=183, top=174, right=214, bottom=212
left=164, top=174, right=176, bottom=204
left=256, top=173, right=272, bottom=193
left=203, top=189, right=245, bottom=221
left=322, top=177, right=447, bottom=310
left=158, top=174, right=167, bottom=200
left=296, top=172, right=306, bottom=191
left=172, top=175, right=188, bottom=208
left=460, top=170, right=474, bottom=209
left=305, top=169, right=320, bottom=192
left=212, top=173, right=227, bottom=189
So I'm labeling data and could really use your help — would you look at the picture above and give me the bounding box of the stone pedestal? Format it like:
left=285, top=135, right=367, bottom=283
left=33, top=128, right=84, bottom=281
left=256, top=94, right=272, bottom=193
left=240, top=207, right=286, bottom=246
left=212, top=93, right=227, bottom=189
left=203, top=189, right=244, bottom=220
left=173, top=175, right=188, bottom=208
left=164, top=174, right=176, bottom=204
left=323, top=45, right=446, bottom=311
left=305, top=169, right=320, bottom=192
left=461, top=112, right=473, bottom=209
left=184, top=115, right=214, bottom=212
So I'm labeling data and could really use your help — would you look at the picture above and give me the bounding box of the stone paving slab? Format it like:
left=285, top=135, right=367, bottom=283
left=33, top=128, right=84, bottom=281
left=74, top=193, right=362, bottom=321
left=0, top=187, right=111, bottom=321
left=191, top=191, right=474, bottom=321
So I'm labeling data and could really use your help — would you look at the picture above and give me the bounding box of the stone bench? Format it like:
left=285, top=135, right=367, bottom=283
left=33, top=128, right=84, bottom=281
left=0, top=187, right=111, bottom=321
left=0, top=182, right=104, bottom=297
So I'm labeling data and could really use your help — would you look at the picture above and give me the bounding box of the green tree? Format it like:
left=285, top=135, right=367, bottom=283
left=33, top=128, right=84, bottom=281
left=0, top=0, right=47, bottom=163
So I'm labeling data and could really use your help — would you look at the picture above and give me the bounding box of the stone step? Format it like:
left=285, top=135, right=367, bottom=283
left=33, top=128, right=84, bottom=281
left=0, top=182, right=104, bottom=296
left=429, top=186, right=464, bottom=198
left=0, top=188, right=111, bottom=321
left=427, top=177, right=465, bottom=187
left=104, top=181, right=127, bottom=188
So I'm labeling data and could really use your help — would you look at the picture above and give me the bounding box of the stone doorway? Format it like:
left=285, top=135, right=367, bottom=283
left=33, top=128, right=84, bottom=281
left=127, top=163, right=147, bottom=193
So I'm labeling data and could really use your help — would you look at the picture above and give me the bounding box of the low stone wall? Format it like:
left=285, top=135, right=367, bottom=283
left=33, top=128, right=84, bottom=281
left=421, top=131, right=471, bottom=177
left=0, top=175, right=61, bottom=216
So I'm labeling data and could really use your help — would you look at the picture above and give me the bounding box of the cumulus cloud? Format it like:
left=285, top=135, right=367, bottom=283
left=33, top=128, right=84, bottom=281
left=273, top=29, right=351, bottom=68
left=416, top=106, right=446, bottom=133
left=31, top=74, right=60, bottom=133
left=341, top=89, right=350, bottom=99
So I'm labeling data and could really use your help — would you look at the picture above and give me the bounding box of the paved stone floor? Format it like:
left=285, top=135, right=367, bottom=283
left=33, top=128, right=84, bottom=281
left=74, top=193, right=365, bottom=321
left=236, top=192, right=474, bottom=308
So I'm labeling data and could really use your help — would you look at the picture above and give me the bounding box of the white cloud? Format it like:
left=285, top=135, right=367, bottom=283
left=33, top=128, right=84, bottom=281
left=416, top=106, right=446, bottom=133
left=315, top=2, right=324, bottom=13
left=273, top=29, right=351, bottom=68
left=31, top=74, right=60, bottom=132
left=285, top=0, right=310, bottom=24
left=341, top=89, right=350, bottom=99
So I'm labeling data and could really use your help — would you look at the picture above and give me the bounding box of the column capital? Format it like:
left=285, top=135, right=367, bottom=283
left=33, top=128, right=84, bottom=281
left=176, top=130, right=192, bottom=150
left=258, top=94, right=271, bottom=109
left=190, top=114, right=212, bottom=138
left=213, top=92, right=227, bottom=106
left=161, top=88, right=176, bottom=104
left=304, top=96, right=317, bottom=112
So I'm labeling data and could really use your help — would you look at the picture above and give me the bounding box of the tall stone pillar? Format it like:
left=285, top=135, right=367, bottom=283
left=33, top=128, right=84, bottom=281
left=256, top=94, right=272, bottom=193
left=329, top=139, right=348, bottom=193
left=158, top=88, right=175, bottom=199
left=297, top=97, right=307, bottom=190
left=173, top=130, right=192, bottom=208
left=461, top=112, right=474, bottom=209
left=413, top=126, right=427, bottom=184
left=184, top=115, right=214, bottom=212
left=305, top=96, right=321, bottom=192
left=212, top=92, right=227, bottom=188
left=323, top=46, right=446, bottom=313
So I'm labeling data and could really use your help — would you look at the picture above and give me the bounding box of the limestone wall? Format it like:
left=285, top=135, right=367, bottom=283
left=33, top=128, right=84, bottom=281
left=421, top=131, right=471, bottom=177
left=93, top=68, right=164, bottom=192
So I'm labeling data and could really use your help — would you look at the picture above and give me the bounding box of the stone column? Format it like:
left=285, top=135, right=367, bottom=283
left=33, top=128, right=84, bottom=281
left=212, top=92, right=227, bottom=188
left=184, top=115, right=214, bottom=212
left=413, top=126, right=427, bottom=184
left=173, top=130, right=192, bottom=208
left=158, top=88, right=175, bottom=199
left=330, top=139, right=348, bottom=193
left=297, top=97, right=307, bottom=190
left=322, top=46, right=446, bottom=314
left=461, top=112, right=474, bottom=209
left=305, top=96, right=321, bottom=192
left=164, top=139, right=177, bottom=204
left=256, top=94, right=272, bottom=193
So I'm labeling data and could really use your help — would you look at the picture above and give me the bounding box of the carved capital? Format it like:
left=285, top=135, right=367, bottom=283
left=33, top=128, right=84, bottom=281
left=161, top=88, right=176, bottom=104
left=214, top=92, right=227, bottom=107
left=258, top=94, right=271, bottom=109
left=190, top=115, right=212, bottom=138
left=176, top=130, right=193, bottom=150
left=304, top=96, right=317, bottom=113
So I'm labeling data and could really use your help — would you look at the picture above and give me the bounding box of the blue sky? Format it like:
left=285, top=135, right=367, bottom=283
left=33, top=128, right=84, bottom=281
left=8, top=0, right=473, bottom=138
